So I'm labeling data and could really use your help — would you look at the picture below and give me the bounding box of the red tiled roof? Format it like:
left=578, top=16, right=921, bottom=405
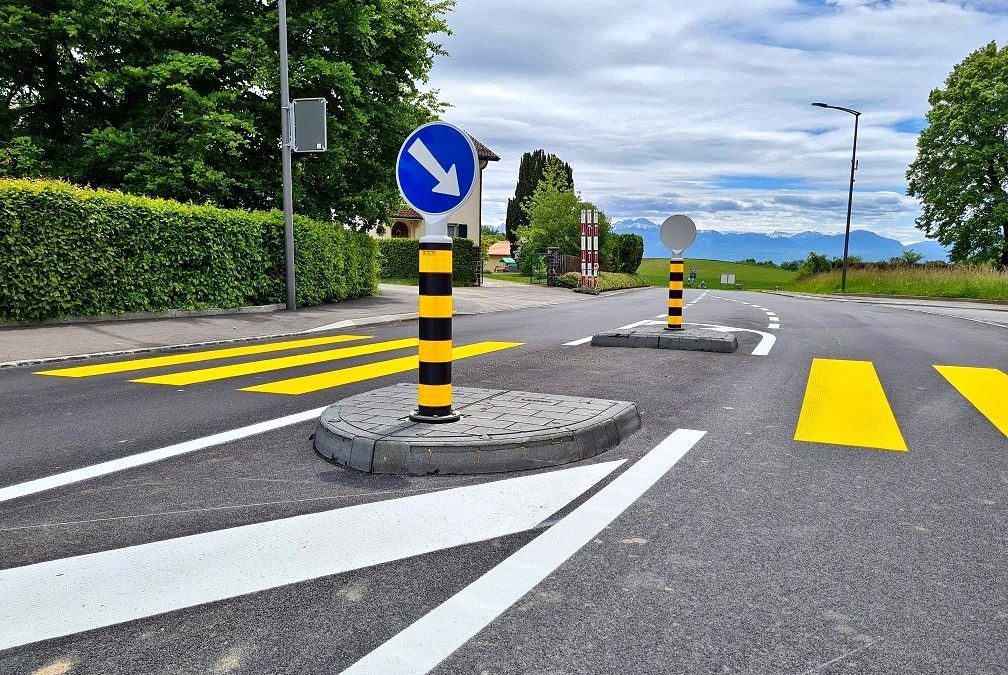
left=391, top=208, right=422, bottom=219
left=468, top=135, right=500, bottom=162
left=487, top=240, right=511, bottom=256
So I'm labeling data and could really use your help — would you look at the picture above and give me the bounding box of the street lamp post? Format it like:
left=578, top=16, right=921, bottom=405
left=278, top=0, right=296, bottom=310
left=812, top=102, right=861, bottom=292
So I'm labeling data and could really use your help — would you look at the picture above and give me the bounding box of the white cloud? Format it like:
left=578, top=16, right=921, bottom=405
left=427, top=0, right=1007, bottom=243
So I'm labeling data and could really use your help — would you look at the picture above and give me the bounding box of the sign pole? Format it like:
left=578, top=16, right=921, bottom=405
left=278, top=0, right=296, bottom=311
left=659, top=215, right=698, bottom=331
left=412, top=220, right=459, bottom=423
left=667, top=257, right=684, bottom=331
left=394, top=121, right=478, bottom=424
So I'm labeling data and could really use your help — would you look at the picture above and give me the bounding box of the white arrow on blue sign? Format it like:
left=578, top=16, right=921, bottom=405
left=396, top=121, right=479, bottom=218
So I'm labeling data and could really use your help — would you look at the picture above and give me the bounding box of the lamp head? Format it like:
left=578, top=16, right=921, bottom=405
left=811, top=102, right=829, bottom=108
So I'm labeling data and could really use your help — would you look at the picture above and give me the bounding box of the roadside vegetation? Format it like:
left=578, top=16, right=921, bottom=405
left=0, top=179, right=379, bottom=322
left=792, top=264, right=1007, bottom=300
left=637, top=258, right=799, bottom=290
left=554, top=271, right=649, bottom=291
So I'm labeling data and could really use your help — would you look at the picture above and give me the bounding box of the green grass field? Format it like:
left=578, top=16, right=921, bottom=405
left=637, top=258, right=799, bottom=290
left=791, top=265, right=1008, bottom=300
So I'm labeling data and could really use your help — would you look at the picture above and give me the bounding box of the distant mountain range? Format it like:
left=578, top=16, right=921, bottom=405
left=611, top=218, right=949, bottom=263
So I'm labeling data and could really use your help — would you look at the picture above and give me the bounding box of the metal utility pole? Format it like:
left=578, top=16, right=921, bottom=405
left=812, top=102, right=861, bottom=292
left=278, top=0, right=296, bottom=310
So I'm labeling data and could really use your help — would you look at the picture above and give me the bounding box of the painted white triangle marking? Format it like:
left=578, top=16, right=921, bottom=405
left=0, top=460, right=623, bottom=650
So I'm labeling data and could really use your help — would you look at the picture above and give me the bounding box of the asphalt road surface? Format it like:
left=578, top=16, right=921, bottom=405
left=1, top=288, right=1005, bottom=674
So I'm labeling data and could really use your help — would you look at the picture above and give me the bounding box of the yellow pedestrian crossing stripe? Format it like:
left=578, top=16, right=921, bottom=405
left=934, top=365, right=1008, bottom=437
left=242, top=342, right=523, bottom=395
left=35, top=335, right=369, bottom=378
left=131, top=338, right=419, bottom=386
left=794, top=358, right=908, bottom=452
left=33, top=335, right=521, bottom=397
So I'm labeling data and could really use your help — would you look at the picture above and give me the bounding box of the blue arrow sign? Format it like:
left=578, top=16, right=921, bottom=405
left=396, top=122, right=478, bottom=218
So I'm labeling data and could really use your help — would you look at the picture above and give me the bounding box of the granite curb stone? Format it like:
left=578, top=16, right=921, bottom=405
left=313, top=384, right=641, bottom=475
left=591, top=325, right=737, bottom=353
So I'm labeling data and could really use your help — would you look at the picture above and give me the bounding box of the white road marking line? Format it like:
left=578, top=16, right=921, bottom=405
left=562, top=336, right=594, bottom=346
left=616, top=320, right=655, bottom=330
left=0, top=460, right=624, bottom=651
left=639, top=320, right=777, bottom=355
left=0, top=408, right=328, bottom=503
left=768, top=323, right=780, bottom=329
left=342, top=429, right=706, bottom=675
left=654, top=314, right=667, bottom=319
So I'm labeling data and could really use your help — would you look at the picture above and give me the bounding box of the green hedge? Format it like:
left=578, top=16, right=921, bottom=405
left=377, top=237, right=479, bottom=286
left=555, top=271, right=649, bottom=291
left=0, top=179, right=378, bottom=322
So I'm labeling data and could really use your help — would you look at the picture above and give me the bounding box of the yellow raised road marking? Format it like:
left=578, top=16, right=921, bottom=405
left=131, top=339, right=419, bottom=386
left=34, top=335, right=370, bottom=378
left=794, top=358, right=908, bottom=452
left=243, top=341, right=522, bottom=395
left=934, top=365, right=1008, bottom=437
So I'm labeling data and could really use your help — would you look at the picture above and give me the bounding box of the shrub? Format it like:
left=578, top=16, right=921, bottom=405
left=554, top=271, right=648, bottom=291
left=597, top=272, right=649, bottom=291
left=613, top=233, right=644, bottom=273
left=376, top=237, right=478, bottom=286
left=555, top=271, right=580, bottom=288
left=0, top=178, right=378, bottom=322
left=798, top=251, right=833, bottom=278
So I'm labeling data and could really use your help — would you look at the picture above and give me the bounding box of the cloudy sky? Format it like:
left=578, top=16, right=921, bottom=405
left=426, top=0, right=1008, bottom=242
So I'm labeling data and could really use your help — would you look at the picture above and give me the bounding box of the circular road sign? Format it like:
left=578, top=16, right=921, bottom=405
left=396, top=121, right=478, bottom=218
left=660, top=215, right=697, bottom=255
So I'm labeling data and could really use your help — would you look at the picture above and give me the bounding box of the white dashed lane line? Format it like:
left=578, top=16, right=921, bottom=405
left=713, top=295, right=781, bottom=330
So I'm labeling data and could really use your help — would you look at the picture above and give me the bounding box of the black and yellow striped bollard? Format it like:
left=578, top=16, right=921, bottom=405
left=667, top=258, right=684, bottom=331
left=411, top=235, right=460, bottom=423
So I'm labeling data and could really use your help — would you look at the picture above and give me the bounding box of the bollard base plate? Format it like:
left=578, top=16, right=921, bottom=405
left=409, top=409, right=461, bottom=424
left=664, top=326, right=685, bottom=332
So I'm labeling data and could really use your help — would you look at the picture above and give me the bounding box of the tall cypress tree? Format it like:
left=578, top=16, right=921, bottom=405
left=505, top=150, right=573, bottom=246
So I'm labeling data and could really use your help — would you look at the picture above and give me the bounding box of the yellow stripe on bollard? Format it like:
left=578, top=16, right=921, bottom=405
left=418, top=383, right=453, bottom=408
left=419, top=249, right=453, bottom=274
left=418, top=295, right=452, bottom=318
left=418, top=339, right=453, bottom=363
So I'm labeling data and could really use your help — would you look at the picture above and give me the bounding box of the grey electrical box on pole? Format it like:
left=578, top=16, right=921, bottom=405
left=278, top=0, right=296, bottom=311
left=292, top=98, right=327, bottom=153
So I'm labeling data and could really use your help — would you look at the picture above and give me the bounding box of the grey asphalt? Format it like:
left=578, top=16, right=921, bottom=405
left=1, top=288, right=1005, bottom=674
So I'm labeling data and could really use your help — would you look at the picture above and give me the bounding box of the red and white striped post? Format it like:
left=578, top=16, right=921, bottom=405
left=580, top=209, right=599, bottom=291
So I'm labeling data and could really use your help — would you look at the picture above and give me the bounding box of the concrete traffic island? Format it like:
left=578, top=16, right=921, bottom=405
left=314, top=383, right=640, bottom=475
left=591, top=324, right=738, bottom=353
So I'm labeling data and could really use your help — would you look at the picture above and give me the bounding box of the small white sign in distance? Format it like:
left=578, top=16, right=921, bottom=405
left=660, top=214, right=697, bottom=255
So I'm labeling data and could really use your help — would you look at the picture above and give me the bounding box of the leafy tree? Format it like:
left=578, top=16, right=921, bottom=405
left=504, top=149, right=573, bottom=247
left=613, top=233, right=644, bottom=273
left=780, top=259, right=804, bottom=271
left=900, top=249, right=925, bottom=265
left=516, top=159, right=609, bottom=273
left=907, top=42, right=1008, bottom=268
left=0, top=0, right=452, bottom=227
left=800, top=251, right=832, bottom=276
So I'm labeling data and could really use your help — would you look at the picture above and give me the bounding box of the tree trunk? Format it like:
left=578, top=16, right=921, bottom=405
left=1000, top=223, right=1008, bottom=270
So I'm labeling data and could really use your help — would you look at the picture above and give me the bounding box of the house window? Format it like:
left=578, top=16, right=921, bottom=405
left=447, top=223, right=468, bottom=239
left=391, top=222, right=409, bottom=238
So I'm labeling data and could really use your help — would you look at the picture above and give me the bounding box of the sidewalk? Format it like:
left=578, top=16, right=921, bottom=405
left=0, top=283, right=587, bottom=366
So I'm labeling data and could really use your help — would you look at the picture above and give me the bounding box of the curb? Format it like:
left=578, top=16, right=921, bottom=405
left=314, top=384, right=641, bottom=475
left=0, top=312, right=419, bottom=369
left=0, top=303, right=286, bottom=329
